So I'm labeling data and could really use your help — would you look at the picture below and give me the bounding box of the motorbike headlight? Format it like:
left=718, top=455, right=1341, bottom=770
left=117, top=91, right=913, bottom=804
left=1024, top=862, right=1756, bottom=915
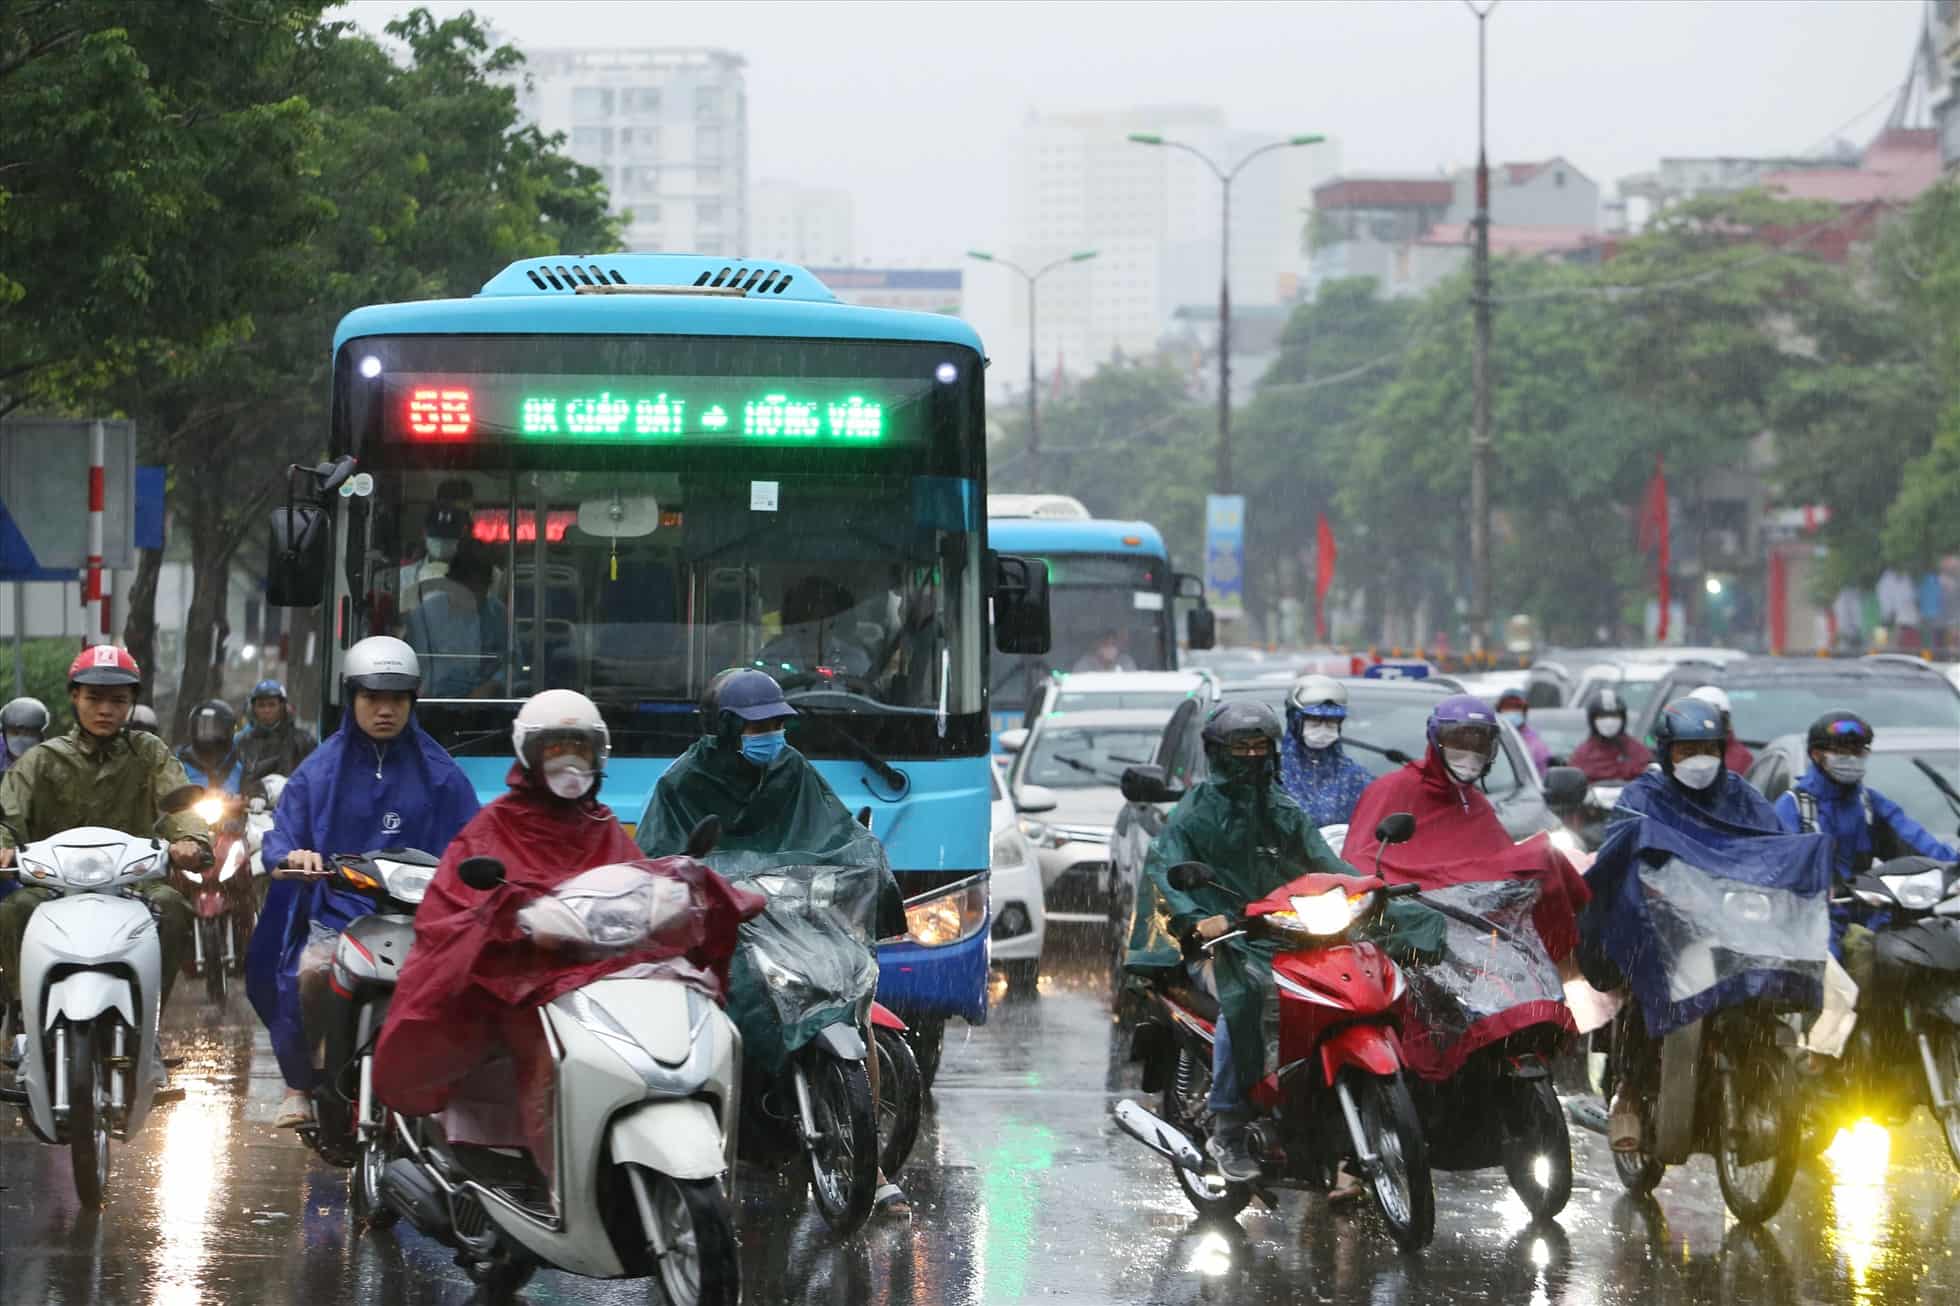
left=905, top=881, right=989, bottom=948
left=1547, top=828, right=1585, bottom=858
left=373, top=860, right=434, bottom=905
left=193, top=796, right=226, bottom=826
left=749, top=943, right=806, bottom=992
left=1880, top=869, right=1946, bottom=912
left=1288, top=888, right=1368, bottom=937
left=991, top=827, right=1035, bottom=872
left=53, top=845, right=120, bottom=887
left=1722, top=889, right=1773, bottom=923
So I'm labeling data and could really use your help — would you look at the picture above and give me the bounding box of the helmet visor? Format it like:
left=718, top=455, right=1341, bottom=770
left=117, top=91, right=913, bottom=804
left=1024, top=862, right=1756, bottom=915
left=1434, top=721, right=1498, bottom=757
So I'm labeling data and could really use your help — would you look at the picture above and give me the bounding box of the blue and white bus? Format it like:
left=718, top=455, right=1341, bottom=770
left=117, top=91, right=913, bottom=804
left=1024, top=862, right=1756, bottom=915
left=985, top=494, right=1211, bottom=739
left=270, top=254, right=1051, bottom=1069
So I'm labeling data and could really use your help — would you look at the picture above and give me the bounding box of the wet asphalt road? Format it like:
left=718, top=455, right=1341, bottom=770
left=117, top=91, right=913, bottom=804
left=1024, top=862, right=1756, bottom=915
left=3, top=932, right=1957, bottom=1305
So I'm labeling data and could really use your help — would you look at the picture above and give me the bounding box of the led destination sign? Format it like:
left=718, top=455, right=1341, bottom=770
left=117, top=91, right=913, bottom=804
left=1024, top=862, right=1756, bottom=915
left=384, top=372, right=935, bottom=447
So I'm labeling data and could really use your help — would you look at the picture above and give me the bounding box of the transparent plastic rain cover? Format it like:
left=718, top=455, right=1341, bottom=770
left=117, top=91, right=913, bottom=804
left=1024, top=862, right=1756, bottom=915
left=1399, top=878, right=1568, bottom=1081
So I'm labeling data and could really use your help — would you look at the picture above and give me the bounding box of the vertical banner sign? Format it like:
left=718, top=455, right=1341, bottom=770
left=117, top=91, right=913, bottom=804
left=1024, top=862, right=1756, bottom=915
left=1204, top=494, right=1246, bottom=618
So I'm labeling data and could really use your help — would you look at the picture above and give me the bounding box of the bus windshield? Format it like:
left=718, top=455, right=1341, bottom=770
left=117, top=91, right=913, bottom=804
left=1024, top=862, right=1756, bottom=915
left=991, top=551, right=1171, bottom=712
left=331, top=332, right=985, bottom=757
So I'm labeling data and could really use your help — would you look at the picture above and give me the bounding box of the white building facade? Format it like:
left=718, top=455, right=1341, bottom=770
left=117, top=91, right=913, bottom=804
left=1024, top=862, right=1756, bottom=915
left=750, top=179, right=856, bottom=267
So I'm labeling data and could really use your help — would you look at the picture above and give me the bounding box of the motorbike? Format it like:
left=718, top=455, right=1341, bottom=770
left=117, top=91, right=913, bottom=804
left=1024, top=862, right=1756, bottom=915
left=175, top=789, right=256, bottom=1006
left=245, top=774, right=287, bottom=895
left=0, top=798, right=197, bottom=1206
left=1115, top=813, right=1437, bottom=1252
left=377, top=819, right=750, bottom=1306
left=1807, top=854, right=1960, bottom=1171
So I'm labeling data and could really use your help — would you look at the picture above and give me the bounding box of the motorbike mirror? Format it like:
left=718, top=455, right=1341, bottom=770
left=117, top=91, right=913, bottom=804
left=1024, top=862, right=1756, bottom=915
left=1374, top=812, right=1418, bottom=846
left=1166, top=861, right=1215, bottom=892
left=457, top=856, right=507, bottom=891
left=856, top=806, right=873, bottom=829
left=685, top=815, right=723, bottom=859
left=316, top=455, right=358, bottom=496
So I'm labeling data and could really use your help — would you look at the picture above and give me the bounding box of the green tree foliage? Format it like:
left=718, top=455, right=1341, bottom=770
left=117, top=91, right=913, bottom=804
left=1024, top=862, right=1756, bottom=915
left=1874, top=180, right=1960, bottom=569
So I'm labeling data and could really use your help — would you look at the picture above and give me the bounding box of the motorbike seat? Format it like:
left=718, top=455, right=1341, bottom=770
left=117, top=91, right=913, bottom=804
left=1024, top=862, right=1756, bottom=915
left=1160, top=983, right=1219, bottom=1024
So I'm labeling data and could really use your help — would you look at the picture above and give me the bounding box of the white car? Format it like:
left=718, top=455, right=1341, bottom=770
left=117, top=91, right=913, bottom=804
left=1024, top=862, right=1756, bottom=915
left=1012, top=669, right=1210, bottom=727
left=989, top=759, right=1047, bottom=993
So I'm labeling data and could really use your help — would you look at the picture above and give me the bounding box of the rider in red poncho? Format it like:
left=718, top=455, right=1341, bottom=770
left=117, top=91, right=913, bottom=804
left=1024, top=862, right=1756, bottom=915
left=1342, top=695, right=1590, bottom=1079
left=373, top=690, right=761, bottom=1185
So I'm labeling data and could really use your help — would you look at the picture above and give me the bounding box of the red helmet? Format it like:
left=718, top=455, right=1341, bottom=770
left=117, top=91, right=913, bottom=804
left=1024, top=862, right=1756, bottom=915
left=68, top=644, right=141, bottom=688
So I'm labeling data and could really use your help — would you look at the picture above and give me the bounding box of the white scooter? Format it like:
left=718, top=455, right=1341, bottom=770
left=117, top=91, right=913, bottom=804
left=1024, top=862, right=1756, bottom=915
left=377, top=818, right=752, bottom=1306
left=0, top=803, right=195, bottom=1207
left=245, top=773, right=287, bottom=881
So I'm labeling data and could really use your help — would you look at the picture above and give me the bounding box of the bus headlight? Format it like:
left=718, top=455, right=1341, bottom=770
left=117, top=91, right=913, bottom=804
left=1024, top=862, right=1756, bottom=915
left=906, top=881, right=988, bottom=948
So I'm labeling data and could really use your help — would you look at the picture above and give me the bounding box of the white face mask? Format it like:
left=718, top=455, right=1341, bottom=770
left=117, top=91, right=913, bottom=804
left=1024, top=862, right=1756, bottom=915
left=1821, top=755, right=1867, bottom=786
left=1673, top=755, right=1721, bottom=791
left=543, top=754, right=595, bottom=800
left=1444, top=748, right=1486, bottom=784
left=5, top=733, right=37, bottom=758
left=1595, top=716, right=1625, bottom=739
left=425, top=536, right=459, bottom=562
left=1300, top=722, right=1341, bottom=751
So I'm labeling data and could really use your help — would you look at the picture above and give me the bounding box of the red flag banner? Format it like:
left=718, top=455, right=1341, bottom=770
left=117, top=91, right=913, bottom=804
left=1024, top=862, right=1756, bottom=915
left=1636, top=455, right=1670, bottom=641
left=1314, top=513, right=1338, bottom=641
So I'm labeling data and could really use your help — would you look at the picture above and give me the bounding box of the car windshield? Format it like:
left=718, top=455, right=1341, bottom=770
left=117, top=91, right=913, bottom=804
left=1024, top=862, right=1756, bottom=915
left=1713, top=680, right=1960, bottom=745
left=1024, top=725, right=1162, bottom=789
left=1527, top=712, right=1591, bottom=761
left=1051, top=689, right=1192, bottom=713
left=1867, top=749, right=1960, bottom=840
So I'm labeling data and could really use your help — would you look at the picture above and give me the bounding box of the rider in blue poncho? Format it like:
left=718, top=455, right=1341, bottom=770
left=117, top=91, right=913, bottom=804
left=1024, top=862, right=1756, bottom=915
left=177, top=699, right=245, bottom=794
left=246, top=637, right=479, bottom=1129
left=1277, top=675, right=1373, bottom=828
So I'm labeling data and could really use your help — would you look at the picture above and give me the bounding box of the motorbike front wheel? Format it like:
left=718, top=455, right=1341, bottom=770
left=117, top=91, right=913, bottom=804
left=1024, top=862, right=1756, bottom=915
left=874, top=1025, right=922, bottom=1178
left=67, top=1020, right=111, bottom=1208
left=1502, top=1076, right=1573, bottom=1221
left=1714, top=1038, right=1798, bottom=1224
left=350, top=1131, right=399, bottom=1231
left=636, top=1168, right=740, bottom=1306
left=799, top=1053, right=878, bottom=1237
left=1348, top=1070, right=1434, bottom=1252
left=201, top=919, right=228, bottom=1006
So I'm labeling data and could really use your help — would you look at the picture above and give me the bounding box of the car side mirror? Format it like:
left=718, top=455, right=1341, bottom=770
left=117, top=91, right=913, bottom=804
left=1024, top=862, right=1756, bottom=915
left=1542, top=765, right=1588, bottom=809
left=685, top=815, right=722, bottom=859
left=458, top=856, right=507, bottom=890
left=1374, top=812, right=1417, bottom=845
left=997, top=727, right=1029, bottom=755
left=1015, top=783, right=1059, bottom=815
left=1121, top=764, right=1184, bottom=805
left=1166, top=861, right=1214, bottom=892
left=991, top=551, right=1051, bottom=655
left=1185, top=605, right=1217, bottom=652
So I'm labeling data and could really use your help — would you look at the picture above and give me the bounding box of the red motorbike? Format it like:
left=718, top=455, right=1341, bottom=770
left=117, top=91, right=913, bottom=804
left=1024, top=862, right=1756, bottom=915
left=1116, top=813, right=1435, bottom=1251
left=173, top=790, right=256, bottom=1006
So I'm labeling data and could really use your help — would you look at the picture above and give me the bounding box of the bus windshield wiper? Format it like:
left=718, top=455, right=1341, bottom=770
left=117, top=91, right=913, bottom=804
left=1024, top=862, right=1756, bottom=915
left=786, top=703, right=909, bottom=797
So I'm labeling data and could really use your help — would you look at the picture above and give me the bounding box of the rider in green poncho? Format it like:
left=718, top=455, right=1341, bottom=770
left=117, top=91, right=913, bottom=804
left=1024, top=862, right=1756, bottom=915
left=1125, top=700, right=1443, bottom=1185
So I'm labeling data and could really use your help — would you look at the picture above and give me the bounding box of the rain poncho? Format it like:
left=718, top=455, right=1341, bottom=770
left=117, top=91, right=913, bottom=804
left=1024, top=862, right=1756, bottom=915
left=1569, top=733, right=1653, bottom=783
left=1514, top=722, right=1552, bottom=778
left=372, top=764, right=762, bottom=1118
left=1279, top=709, right=1373, bottom=827
left=1581, top=768, right=1832, bottom=1039
left=1773, top=763, right=1956, bottom=953
left=637, top=735, right=904, bottom=1072
left=176, top=745, right=243, bottom=794
left=235, top=718, right=318, bottom=797
left=246, top=710, right=479, bottom=1091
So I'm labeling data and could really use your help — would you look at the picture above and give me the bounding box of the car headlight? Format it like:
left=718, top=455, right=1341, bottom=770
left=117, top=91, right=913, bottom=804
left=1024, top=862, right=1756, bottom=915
left=1288, top=888, right=1368, bottom=937
left=193, top=796, right=226, bottom=826
left=905, top=881, right=989, bottom=948
left=1019, top=818, right=1063, bottom=849
left=991, top=827, right=1035, bottom=871
left=1880, top=868, right=1946, bottom=912
left=53, top=845, right=120, bottom=887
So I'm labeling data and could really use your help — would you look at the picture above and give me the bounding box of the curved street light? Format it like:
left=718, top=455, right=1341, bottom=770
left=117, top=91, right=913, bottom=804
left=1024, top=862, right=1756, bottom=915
left=966, top=248, right=1099, bottom=484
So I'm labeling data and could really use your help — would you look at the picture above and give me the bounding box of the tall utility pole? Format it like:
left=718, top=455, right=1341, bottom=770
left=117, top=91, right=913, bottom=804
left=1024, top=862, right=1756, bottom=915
left=966, top=249, right=1098, bottom=487
left=1467, top=0, right=1498, bottom=658
left=1127, top=131, right=1325, bottom=494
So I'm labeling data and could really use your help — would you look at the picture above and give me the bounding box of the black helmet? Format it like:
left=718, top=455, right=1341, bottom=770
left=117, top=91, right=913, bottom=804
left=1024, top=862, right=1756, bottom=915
left=1652, top=696, right=1726, bottom=775
left=1586, top=689, right=1629, bottom=729
left=2, top=696, right=50, bottom=736
left=1202, top=700, right=1282, bottom=789
left=1806, top=711, right=1873, bottom=754
left=189, top=699, right=237, bottom=751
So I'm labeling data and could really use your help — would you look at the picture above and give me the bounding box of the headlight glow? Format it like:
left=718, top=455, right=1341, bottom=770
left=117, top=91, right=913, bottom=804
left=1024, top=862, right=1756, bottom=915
left=1722, top=889, right=1772, bottom=923
left=193, top=797, right=226, bottom=826
left=1880, top=869, right=1946, bottom=911
left=1289, top=887, right=1366, bottom=936
left=1547, top=827, right=1585, bottom=857
left=905, top=882, right=988, bottom=948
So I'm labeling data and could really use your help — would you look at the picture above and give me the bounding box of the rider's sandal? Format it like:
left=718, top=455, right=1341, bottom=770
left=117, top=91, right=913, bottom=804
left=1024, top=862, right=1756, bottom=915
left=1609, top=1099, right=1643, bottom=1153
left=873, top=1182, right=913, bottom=1221
left=276, top=1093, right=314, bottom=1130
left=1327, top=1164, right=1366, bottom=1206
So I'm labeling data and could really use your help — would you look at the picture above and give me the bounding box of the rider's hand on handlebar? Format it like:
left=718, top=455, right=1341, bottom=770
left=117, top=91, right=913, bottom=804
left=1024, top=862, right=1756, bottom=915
left=283, top=850, right=326, bottom=875
left=168, top=839, right=205, bottom=870
left=0, top=847, right=13, bottom=870
left=1194, top=915, right=1233, bottom=942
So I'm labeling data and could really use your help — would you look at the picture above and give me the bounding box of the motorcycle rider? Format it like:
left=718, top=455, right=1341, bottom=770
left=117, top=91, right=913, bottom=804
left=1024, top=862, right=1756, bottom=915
left=1773, top=711, right=1956, bottom=983
left=1, top=696, right=49, bottom=776
left=234, top=679, right=317, bottom=799
left=248, top=636, right=479, bottom=1129
left=177, top=699, right=245, bottom=793
left=0, top=647, right=209, bottom=1029
left=128, top=704, right=161, bottom=737
left=1495, top=689, right=1551, bottom=778
left=1278, top=674, right=1373, bottom=826
left=1685, top=685, right=1754, bottom=774
left=637, top=667, right=913, bottom=1217
left=1568, top=689, right=1653, bottom=783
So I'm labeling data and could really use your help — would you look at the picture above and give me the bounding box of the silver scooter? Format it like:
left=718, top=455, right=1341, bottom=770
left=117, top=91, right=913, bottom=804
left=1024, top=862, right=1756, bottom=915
left=377, top=817, right=752, bottom=1306
left=0, top=803, right=196, bottom=1206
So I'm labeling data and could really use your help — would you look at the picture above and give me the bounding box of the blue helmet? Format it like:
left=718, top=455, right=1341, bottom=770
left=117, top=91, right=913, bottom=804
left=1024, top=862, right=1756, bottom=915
left=712, top=669, right=797, bottom=726
left=251, top=679, right=286, bottom=703
left=1653, top=697, right=1726, bottom=775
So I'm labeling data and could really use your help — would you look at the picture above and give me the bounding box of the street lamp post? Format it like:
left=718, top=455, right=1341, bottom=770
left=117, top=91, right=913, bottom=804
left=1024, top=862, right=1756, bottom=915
left=1466, top=0, right=1499, bottom=657
left=966, top=249, right=1098, bottom=487
left=1127, top=131, right=1324, bottom=494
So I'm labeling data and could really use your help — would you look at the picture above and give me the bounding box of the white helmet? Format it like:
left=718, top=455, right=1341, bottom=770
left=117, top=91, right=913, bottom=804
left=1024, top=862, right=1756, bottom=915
left=1288, top=673, right=1349, bottom=719
left=512, top=689, right=611, bottom=773
left=1687, top=684, right=1731, bottom=714
left=344, top=636, right=421, bottom=696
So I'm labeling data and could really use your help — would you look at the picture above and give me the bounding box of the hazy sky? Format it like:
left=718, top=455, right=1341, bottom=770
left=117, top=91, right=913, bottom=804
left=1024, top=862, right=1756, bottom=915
left=343, top=0, right=1926, bottom=263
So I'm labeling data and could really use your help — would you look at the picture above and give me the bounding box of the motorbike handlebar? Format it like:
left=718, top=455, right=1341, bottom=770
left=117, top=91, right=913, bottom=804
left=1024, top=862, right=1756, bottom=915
left=1383, top=881, right=1421, bottom=899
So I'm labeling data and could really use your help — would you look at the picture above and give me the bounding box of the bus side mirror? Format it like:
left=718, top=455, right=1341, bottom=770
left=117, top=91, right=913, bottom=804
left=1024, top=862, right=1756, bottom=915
left=1185, top=605, right=1217, bottom=651
left=992, top=552, right=1051, bottom=655
left=266, top=504, right=330, bottom=608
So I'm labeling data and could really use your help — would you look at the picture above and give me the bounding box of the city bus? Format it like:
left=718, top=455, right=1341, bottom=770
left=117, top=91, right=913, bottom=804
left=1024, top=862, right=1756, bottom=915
left=267, top=254, right=1051, bottom=1068
left=985, top=494, right=1212, bottom=741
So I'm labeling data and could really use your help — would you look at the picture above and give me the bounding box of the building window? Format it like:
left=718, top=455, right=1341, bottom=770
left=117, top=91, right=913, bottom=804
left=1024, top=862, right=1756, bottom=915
left=697, top=200, right=723, bottom=225
left=571, top=87, right=614, bottom=119
left=619, top=127, right=659, bottom=157
left=620, top=88, right=660, bottom=116
left=695, top=86, right=722, bottom=118
left=620, top=166, right=660, bottom=196
left=572, top=126, right=613, bottom=155
left=697, top=124, right=722, bottom=162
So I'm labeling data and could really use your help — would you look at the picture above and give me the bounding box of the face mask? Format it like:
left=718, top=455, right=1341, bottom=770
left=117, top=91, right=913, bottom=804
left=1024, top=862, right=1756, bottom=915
left=5, top=733, right=37, bottom=758
left=1300, top=723, right=1341, bottom=751
left=1595, top=716, right=1625, bottom=739
left=1673, top=755, right=1721, bottom=791
left=741, top=730, right=787, bottom=767
left=1217, top=752, right=1274, bottom=789
left=1501, top=710, right=1526, bottom=728
left=543, top=754, right=595, bottom=800
left=425, top=536, right=459, bottom=562
left=1822, top=754, right=1867, bottom=786
left=1444, top=748, right=1486, bottom=783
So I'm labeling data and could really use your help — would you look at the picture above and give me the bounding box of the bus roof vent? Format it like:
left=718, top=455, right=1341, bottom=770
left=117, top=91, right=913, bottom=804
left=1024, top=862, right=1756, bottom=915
left=987, top=493, right=1091, bottom=521
left=480, top=255, right=836, bottom=302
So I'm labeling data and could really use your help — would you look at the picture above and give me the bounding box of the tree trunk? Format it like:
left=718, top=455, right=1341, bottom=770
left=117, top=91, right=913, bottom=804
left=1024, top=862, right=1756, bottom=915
left=122, top=544, right=165, bottom=703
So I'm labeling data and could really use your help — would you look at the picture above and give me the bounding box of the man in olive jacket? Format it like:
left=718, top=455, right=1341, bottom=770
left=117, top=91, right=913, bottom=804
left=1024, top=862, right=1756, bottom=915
left=0, top=647, right=209, bottom=1011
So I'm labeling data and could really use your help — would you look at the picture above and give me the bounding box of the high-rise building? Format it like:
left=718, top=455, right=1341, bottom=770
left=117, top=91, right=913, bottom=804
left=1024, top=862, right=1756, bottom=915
left=750, top=179, right=857, bottom=266
left=515, top=48, right=747, bottom=256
